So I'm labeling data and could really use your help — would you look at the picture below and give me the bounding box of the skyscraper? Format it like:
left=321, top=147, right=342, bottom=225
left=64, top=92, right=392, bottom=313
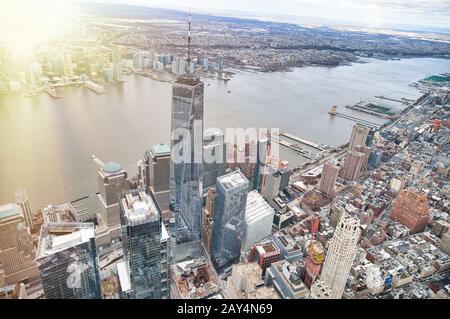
left=348, top=124, right=371, bottom=150
left=15, top=188, right=33, bottom=231
left=36, top=222, right=101, bottom=299
left=138, top=144, right=171, bottom=220
left=203, top=129, right=226, bottom=189
left=0, top=203, right=39, bottom=289
left=318, top=162, right=340, bottom=197
left=201, top=187, right=216, bottom=254
left=93, top=156, right=129, bottom=228
left=112, top=47, right=123, bottom=82
left=171, top=16, right=204, bottom=244
left=205, top=186, right=217, bottom=216
left=313, top=214, right=360, bottom=299
left=252, top=138, right=269, bottom=192
left=63, top=53, right=74, bottom=78
left=340, top=151, right=365, bottom=181
left=211, top=170, right=249, bottom=272
left=119, top=190, right=170, bottom=299
left=92, top=156, right=129, bottom=256
left=262, top=164, right=290, bottom=208
left=242, top=190, right=275, bottom=250
left=353, top=144, right=372, bottom=171
left=390, top=188, right=429, bottom=233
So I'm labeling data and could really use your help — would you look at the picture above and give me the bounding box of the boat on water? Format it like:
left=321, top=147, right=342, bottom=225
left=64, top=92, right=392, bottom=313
left=84, top=81, right=106, bottom=94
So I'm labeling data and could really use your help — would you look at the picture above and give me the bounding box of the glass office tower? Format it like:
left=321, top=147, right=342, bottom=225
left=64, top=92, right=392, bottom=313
left=36, top=222, right=101, bottom=299
left=171, top=73, right=204, bottom=244
left=120, top=190, right=170, bottom=299
left=211, top=170, right=249, bottom=272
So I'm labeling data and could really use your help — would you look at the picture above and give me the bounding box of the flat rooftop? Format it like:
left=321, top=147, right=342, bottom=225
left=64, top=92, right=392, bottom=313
left=273, top=229, right=301, bottom=251
left=245, top=190, right=274, bottom=223
left=218, top=170, right=248, bottom=190
left=37, top=222, right=95, bottom=259
left=0, top=203, right=19, bottom=220
left=117, top=261, right=132, bottom=293
left=151, top=143, right=171, bottom=156
left=256, top=242, right=279, bottom=255
left=42, top=203, right=78, bottom=223
left=121, top=191, right=159, bottom=226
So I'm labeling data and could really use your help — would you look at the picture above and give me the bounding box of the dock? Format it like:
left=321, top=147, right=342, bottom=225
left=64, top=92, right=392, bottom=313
left=329, top=105, right=382, bottom=128
left=278, top=140, right=320, bottom=160
left=345, top=100, right=397, bottom=119
left=345, top=104, right=394, bottom=119
left=332, top=112, right=382, bottom=128
left=374, top=95, right=412, bottom=104
left=280, top=132, right=325, bottom=151
left=44, top=86, right=62, bottom=99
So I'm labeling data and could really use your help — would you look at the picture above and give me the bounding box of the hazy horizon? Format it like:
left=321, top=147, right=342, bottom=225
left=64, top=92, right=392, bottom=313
left=84, top=0, right=450, bottom=31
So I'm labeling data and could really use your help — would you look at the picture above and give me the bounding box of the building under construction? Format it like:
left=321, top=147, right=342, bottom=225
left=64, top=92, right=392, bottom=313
left=171, top=258, right=219, bottom=299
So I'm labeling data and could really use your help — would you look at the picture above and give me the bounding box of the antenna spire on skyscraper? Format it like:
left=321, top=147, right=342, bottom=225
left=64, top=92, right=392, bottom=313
left=187, top=9, right=192, bottom=74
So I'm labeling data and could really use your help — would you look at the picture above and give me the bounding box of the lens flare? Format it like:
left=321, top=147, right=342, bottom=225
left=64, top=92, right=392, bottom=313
left=0, top=0, right=76, bottom=54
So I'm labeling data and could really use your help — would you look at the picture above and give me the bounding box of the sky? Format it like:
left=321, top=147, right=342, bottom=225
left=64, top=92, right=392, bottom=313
left=87, top=0, right=450, bottom=29
left=0, top=0, right=449, bottom=50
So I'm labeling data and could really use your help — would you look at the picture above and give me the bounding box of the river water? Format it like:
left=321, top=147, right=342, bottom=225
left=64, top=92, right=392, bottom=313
left=1, top=57, right=449, bottom=211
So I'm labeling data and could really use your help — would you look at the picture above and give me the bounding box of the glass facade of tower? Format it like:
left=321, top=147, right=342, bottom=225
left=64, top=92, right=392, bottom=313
left=211, top=170, right=249, bottom=272
left=203, top=129, right=226, bottom=190
left=36, top=223, right=102, bottom=299
left=121, top=190, right=170, bottom=299
left=171, top=75, right=204, bottom=243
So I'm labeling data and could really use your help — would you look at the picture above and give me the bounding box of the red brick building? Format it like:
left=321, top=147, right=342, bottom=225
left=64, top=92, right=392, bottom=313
left=248, top=242, right=281, bottom=276
left=390, top=188, right=429, bottom=234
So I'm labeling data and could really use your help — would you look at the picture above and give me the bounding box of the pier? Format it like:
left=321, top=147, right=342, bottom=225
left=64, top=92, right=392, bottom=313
left=332, top=112, right=382, bottom=128
left=344, top=100, right=397, bottom=119
left=280, top=132, right=325, bottom=151
left=278, top=140, right=321, bottom=160
left=44, top=86, right=62, bottom=99
left=374, top=95, right=411, bottom=104
left=329, top=105, right=382, bottom=128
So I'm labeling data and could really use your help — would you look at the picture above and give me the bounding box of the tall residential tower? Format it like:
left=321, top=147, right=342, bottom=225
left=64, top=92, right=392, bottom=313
left=348, top=124, right=371, bottom=150
left=311, top=214, right=360, bottom=299
left=318, top=162, right=340, bottom=198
